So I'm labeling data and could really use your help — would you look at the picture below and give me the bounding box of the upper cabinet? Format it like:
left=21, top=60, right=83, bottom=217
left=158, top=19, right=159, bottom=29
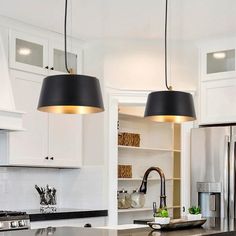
left=199, top=39, right=236, bottom=125
left=9, top=30, right=49, bottom=75
left=200, top=39, right=236, bottom=81
left=0, top=26, right=84, bottom=168
left=200, top=79, right=236, bottom=124
left=0, top=71, right=83, bottom=168
left=48, top=40, right=82, bottom=75
left=6, top=71, right=48, bottom=167
left=9, top=30, right=82, bottom=75
left=48, top=113, right=82, bottom=168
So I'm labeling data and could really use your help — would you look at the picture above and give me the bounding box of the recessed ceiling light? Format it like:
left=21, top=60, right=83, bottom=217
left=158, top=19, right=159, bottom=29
left=213, top=52, right=226, bottom=59
left=18, top=48, right=31, bottom=56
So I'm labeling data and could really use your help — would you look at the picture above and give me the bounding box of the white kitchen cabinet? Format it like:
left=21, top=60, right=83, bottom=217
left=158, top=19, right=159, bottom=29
left=200, top=78, right=236, bottom=125
left=0, top=71, right=48, bottom=166
left=200, top=39, right=236, bottom=81
left=30, top=217, right=107, bottom=229
left=48, top=113, right=82, bottom=168
left=199, top=38, right=236, bottom=124
left=0, top=70, right=83, bottom=168
left=9, top=30, right=49, bottom=75
left=9, top=30, right=82, bottom=76
left=48, top=40, right=82, bottom=75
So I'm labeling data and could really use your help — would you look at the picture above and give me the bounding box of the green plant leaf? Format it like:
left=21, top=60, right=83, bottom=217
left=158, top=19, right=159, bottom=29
left=188, top=206, right=201, bottom=215
left=154, top=208, right=169, bottom=218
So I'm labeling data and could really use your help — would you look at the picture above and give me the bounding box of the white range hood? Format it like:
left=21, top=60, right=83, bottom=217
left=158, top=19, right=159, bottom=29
left=0, top=27, right=24, bottom=131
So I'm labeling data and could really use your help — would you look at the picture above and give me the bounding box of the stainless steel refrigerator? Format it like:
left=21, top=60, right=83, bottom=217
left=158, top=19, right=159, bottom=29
left=191, top=126, right=236, bottom=219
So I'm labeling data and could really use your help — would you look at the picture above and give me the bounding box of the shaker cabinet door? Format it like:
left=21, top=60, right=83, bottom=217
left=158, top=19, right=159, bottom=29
left=8, top=71, right=48, bottom=166
left=48, top=113, right=82, bottom=168
left=200, top=79, right=236, bottom=124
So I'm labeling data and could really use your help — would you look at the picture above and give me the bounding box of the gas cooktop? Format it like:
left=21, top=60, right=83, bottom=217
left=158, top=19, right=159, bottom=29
left=0, top=211, right=30, bottom=231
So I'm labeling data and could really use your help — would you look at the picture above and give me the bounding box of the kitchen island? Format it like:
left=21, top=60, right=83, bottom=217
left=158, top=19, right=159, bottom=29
left=1, top=218, right=236, bottom=236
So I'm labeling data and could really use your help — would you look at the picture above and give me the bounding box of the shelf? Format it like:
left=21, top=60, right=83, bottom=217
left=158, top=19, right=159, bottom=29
left=118, top=178, right=181, bottom=181
left=119, top=113, right=144, bottom=121
left=118, top=206, right=181, bottom=213
left=118, top=145, right=181, bottom=153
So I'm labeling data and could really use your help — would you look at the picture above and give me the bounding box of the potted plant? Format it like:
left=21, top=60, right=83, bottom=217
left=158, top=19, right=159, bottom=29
left=187, top=206, right=202, bottom=220
left=154, top=208, right=170, bottom=224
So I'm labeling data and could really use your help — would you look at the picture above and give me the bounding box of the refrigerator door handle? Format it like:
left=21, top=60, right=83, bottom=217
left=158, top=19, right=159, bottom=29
left=223, top=135, right=230, bottom=219
left=229, top=135, right=236, bottom=219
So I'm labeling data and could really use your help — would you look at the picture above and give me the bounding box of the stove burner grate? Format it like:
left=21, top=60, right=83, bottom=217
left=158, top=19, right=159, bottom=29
left=0, top=211, right=27, bottom=217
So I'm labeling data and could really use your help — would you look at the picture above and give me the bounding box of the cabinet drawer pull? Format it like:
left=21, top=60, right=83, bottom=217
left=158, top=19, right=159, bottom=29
left=50, top=67, right=54, bottom=70
left=45, top=66, right=49, bottom=69
left=50, top=157, right=54, bottom=160
left=45, top=157, right=49, bottom=160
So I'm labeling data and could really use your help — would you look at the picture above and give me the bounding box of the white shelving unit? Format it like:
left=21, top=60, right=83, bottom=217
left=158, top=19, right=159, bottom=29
left=107, top=90, right=193, bottom=226
left=117, top=105, right=182, bottom=225
left=118, top=145, right=181, bottom=153
left=118, top=206, right=181, bottom=213
left=118, top=178, right=181, bottom=181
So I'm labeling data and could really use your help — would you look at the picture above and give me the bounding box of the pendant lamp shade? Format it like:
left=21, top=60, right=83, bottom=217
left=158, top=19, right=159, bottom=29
left=38, top=74, right=104, bottom=114
left=37, top=0, right=104, bottom=115
left=144, top=0, right=196, bottom=123
left=144, top=91, right=196, bottom=123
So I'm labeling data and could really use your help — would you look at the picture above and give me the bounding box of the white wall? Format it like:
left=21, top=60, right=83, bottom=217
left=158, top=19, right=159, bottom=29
left=103, top=39, right=198, bottom=91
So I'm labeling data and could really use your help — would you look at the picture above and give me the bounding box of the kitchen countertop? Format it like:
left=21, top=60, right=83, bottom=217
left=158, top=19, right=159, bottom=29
left=25, top=208, right=108, bottom=221
left=2, top=218, right=236, bottom=236
left=0, top=225, right=231, bottom=236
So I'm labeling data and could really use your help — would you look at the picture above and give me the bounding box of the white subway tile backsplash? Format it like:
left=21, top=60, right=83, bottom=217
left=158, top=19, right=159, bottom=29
left=59, top=166, right=105, bottom=209
left=0, top=166, right=105, bottom=211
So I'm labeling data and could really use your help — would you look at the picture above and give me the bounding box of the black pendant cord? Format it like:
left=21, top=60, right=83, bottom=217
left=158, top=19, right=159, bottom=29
left=64, top=0, right=70, bottom=74
left=164, top=0, right=171, bottom=91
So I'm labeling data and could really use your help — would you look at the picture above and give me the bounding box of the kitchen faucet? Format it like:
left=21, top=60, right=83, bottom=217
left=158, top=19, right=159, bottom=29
left=139, top=167, right=167, bottom=209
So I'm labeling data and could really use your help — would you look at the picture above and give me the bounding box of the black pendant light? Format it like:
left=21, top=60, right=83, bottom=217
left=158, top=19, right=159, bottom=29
left=144, top=0, right=196, bottom=123
left=38, top=0, right=104, bottom=114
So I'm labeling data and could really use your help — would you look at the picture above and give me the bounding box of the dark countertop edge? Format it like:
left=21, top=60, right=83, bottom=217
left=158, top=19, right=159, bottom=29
left=29, top=210, right=108, bottom=222
left=133, top=219, right=152, bottom=225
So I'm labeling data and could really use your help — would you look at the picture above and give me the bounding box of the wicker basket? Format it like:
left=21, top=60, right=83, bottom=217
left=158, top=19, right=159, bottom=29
left=118, top=132, right=140, bottom=147
left=118, top=165, right=132, bottom=178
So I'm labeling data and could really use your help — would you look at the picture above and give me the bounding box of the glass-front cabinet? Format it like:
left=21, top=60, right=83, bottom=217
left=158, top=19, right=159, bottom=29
left=200, top=39, right=236, bottom=80
left=207, top=49, right=235, bottom=74
left=48, top=40, right=81, bottom=75
left=9, top=30, right=82, bottom=75
left=9, top=30, right=49, bottom=75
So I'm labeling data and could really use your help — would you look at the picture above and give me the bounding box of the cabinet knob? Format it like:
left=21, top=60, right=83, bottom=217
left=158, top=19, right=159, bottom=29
left=45, top=157, right=49, bottom=160
left=50, top=157, right=54, bottom=160
left=50, top=67, right=54, bottom=70
left=84, top=223, right=92, bottom=228
left=45, top=66, right=49, bottom=69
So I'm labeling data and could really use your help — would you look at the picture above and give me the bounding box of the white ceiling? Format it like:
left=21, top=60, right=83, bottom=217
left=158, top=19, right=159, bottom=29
left=0, top=0, right=236, bottom=40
